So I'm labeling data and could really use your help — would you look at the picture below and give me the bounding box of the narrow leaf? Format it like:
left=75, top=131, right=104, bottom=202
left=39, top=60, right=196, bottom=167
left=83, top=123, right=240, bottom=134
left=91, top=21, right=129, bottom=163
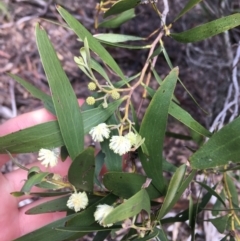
left=190, top=117, right=240, bottom=169
left=139, top=67, right=178, bottom=193
left=174, top=0, right=203, bottom=22
left=169, top=102, right=211, bottom=137
left=99, top=9, right=136, bottom=28
left=196, top=181, right=226, bottom=207
left=95, top=41, right=149, bottom=49
left=36, top=24, right=84, bottom=160
left=9, top=73, right=55, bottom=114
left=90, top=59, right=111, bottom=83
left=55, top=224, right=121, bottom=232
left=157, top=165, right=186, bottom=220
left=57, top=6, right=126, bottom=80
left=104, top=0, right=140, bottom=18
left=146, top=86, right=211, bottom=137
left=171, top=13, right=240, bottom=43
left=94, top=33, right=144, bottom=43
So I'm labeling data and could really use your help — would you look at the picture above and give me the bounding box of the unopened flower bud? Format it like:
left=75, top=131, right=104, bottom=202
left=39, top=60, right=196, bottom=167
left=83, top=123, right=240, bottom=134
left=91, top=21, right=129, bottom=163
left=111, top=90, right=120, bottom=100
left=102, top=102, right=108, bottom=108
left=88, top=82, right=97, bottom=91
left=86, top=96, right=95, bottom=105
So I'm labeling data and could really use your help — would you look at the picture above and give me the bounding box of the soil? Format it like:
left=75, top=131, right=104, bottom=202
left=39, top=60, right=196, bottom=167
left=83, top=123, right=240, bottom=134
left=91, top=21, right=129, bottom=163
left=0, top=1, right=239, bottom=240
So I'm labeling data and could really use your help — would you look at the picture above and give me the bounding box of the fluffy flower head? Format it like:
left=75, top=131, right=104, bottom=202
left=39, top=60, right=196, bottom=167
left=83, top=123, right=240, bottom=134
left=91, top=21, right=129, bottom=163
left=89, top=123, right=110, bottom=142
left=94, top=204, right=114, bottom=227
left=67, top=191, right=89, bottom=212
left=109, top=135, right=131, bottom=155
left=38, top=148, right=60, bottom=168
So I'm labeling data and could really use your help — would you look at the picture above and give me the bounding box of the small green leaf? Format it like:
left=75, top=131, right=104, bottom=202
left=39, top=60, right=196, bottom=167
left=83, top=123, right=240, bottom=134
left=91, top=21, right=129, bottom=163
left=21, top=172, right=50, bottom=193
left=36, top=24, right=84, bottom=160
left=171, top=13, right=240, bottom=43
left=99, top=9, right=136, bottom=28
left=157, top=165, right=186, bottom=220
left=104, top=0, right=140, bottom=18
left=208, top=214, right=229, bottom=233
left=57, top=6, right=126, bottom=80
left=94, top=33, right=144, bottom=43
left=103, top=189, right=150, bottom=225
left=174, top=0, right=203, bottom=22
left=103, top=172, right=161, bottom=199
left=68, top=147, right=95, bottom=192
left=139, top=67, right=179, bottom=193
left=190, top=117, right=240, bottom=169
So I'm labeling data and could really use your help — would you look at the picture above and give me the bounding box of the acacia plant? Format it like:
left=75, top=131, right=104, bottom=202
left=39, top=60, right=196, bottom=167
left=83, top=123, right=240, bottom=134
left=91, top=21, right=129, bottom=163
left=1, top=0, right=240, bottom=240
